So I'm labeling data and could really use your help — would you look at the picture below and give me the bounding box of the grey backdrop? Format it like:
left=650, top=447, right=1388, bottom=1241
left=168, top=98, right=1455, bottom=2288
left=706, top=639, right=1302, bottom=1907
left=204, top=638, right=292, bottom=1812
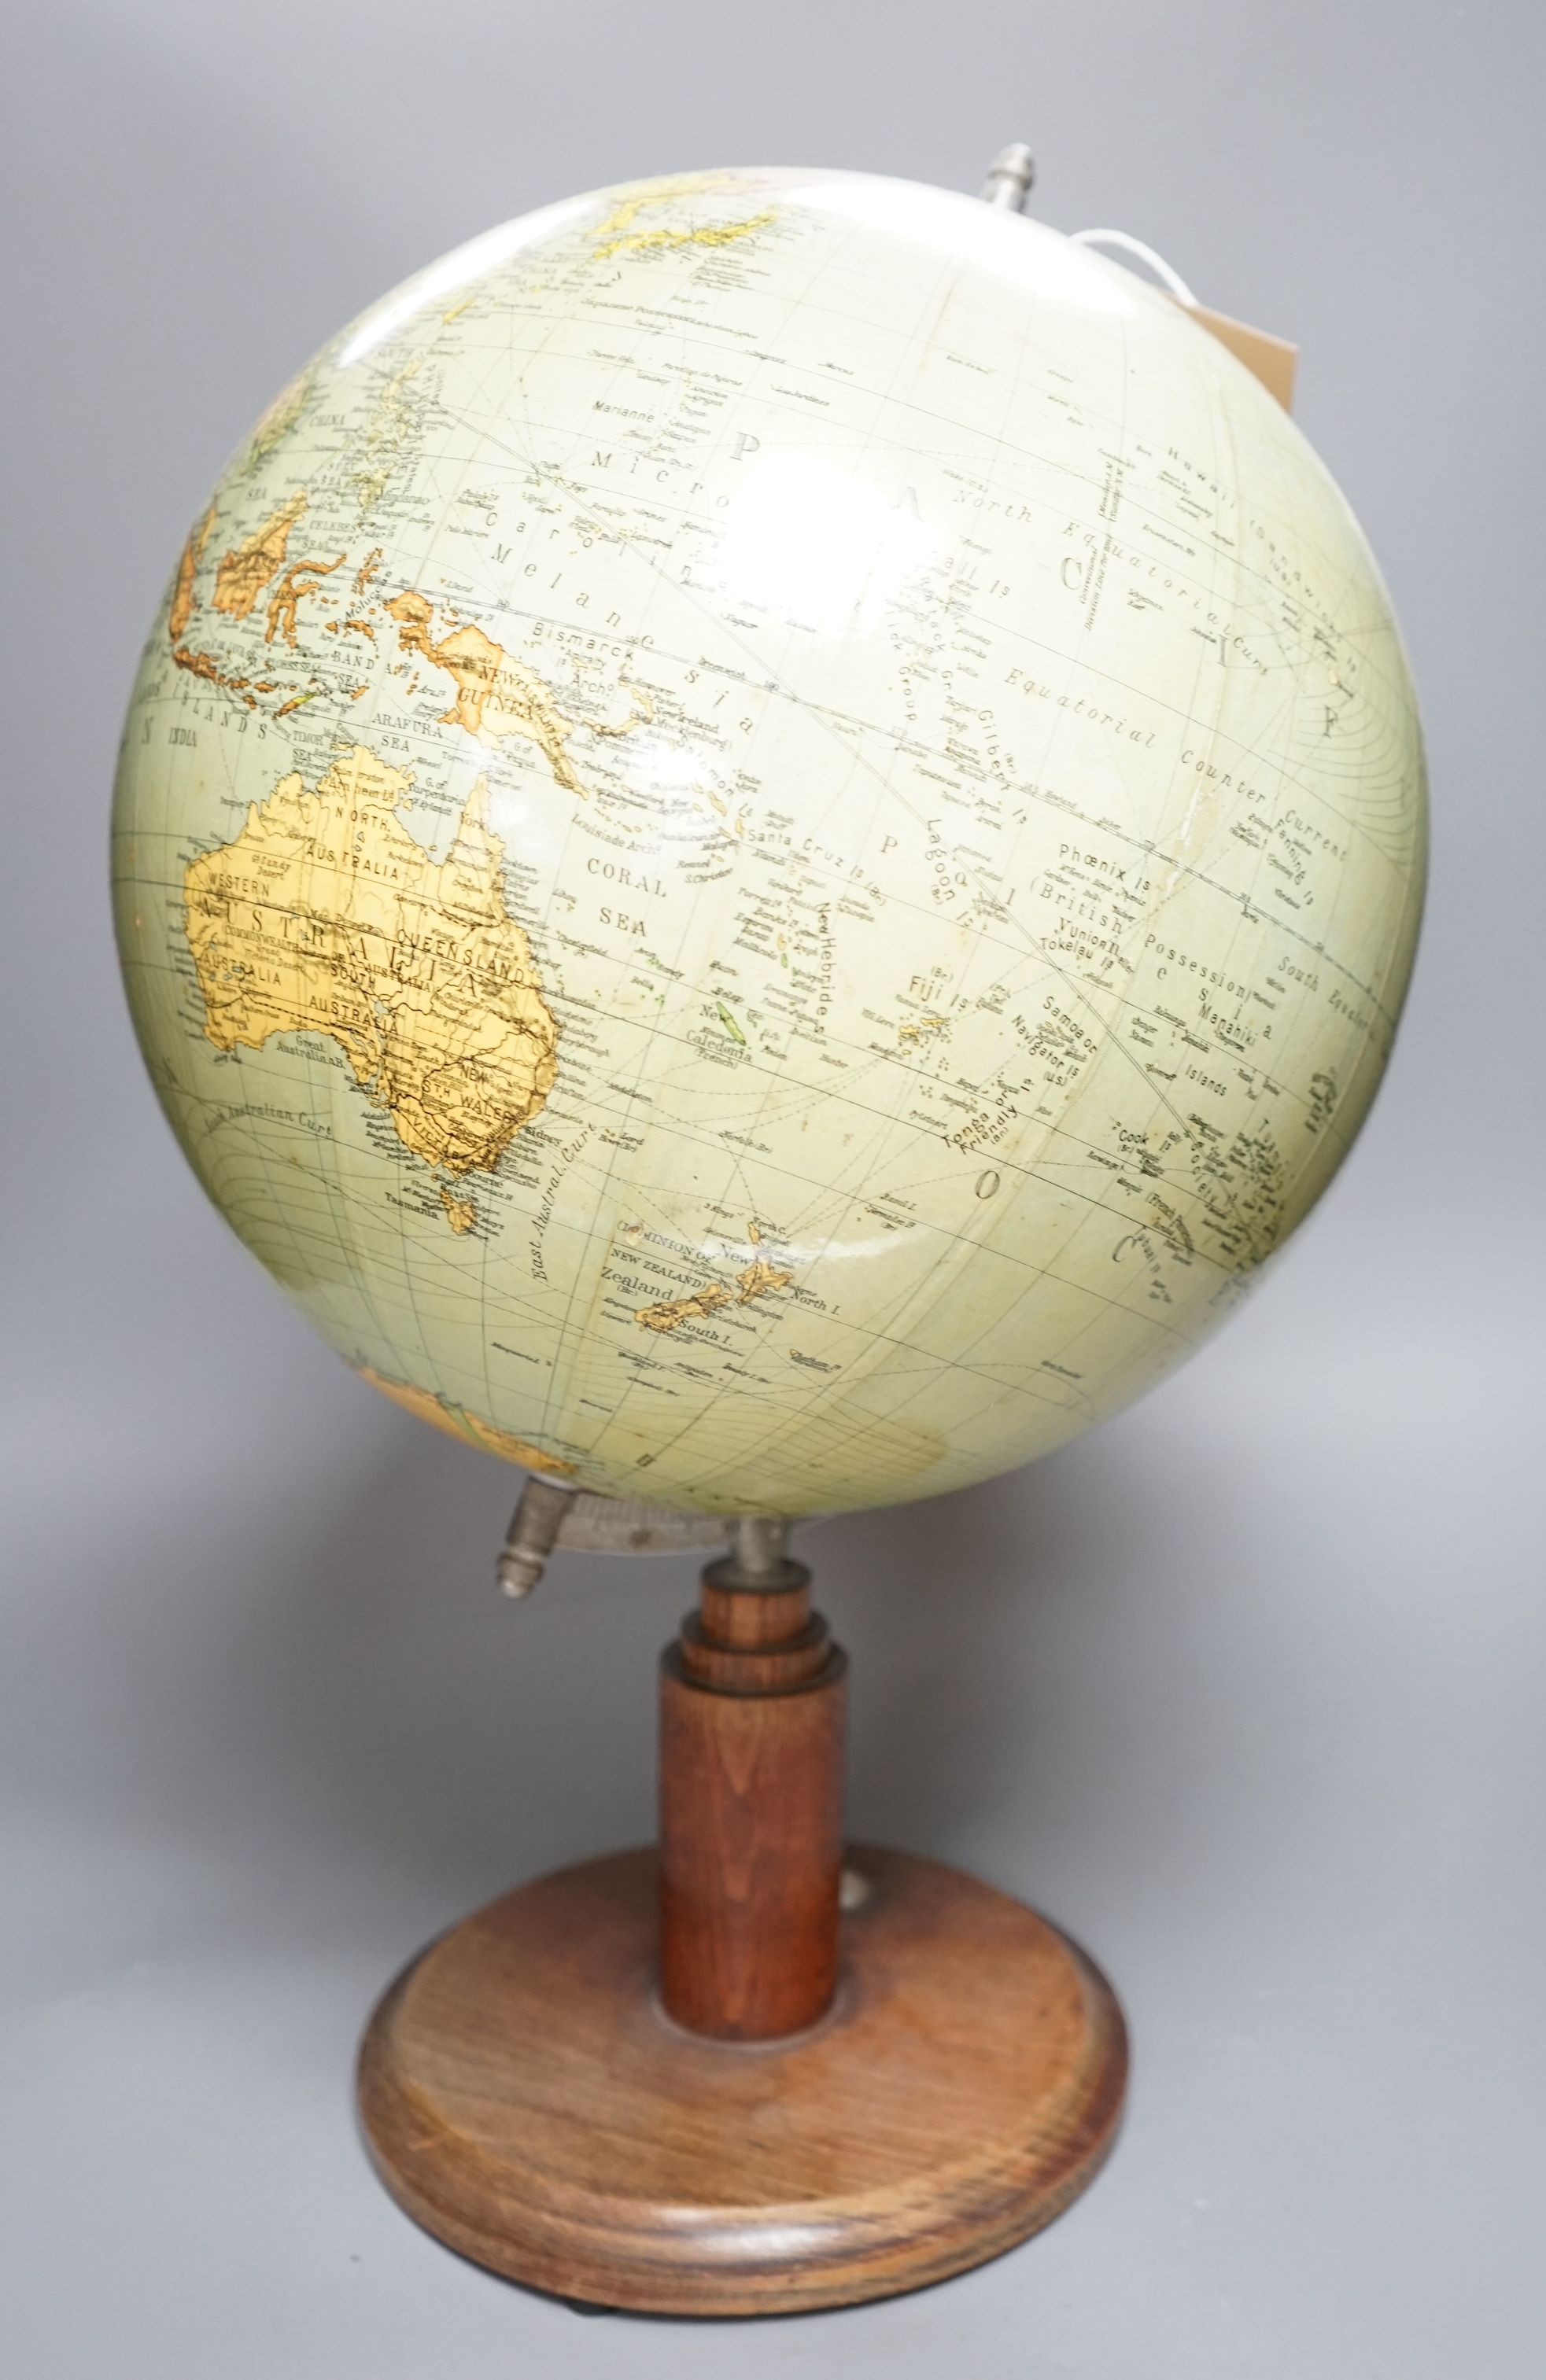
left=2, top=3, right=1541, bottom=2374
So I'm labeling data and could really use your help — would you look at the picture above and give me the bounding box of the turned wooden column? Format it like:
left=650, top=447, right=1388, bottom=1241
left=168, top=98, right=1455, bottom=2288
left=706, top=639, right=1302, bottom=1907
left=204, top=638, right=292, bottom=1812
left=659, top=1538, right=847, bottom=2039
left=359, top=1512, right=1129, bottom=2313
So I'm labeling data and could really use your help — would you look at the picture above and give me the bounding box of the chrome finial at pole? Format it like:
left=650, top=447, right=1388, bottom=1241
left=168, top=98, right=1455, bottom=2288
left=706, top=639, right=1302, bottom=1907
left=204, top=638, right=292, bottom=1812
left=980, top=142, right=1035, bottom=212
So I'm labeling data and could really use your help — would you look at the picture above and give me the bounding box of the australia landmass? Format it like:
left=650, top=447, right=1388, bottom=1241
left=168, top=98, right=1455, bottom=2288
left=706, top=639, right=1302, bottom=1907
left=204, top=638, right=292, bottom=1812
left=183, top=743, right=559, bottom=1196
left=354, top=1364, right=574, bottom=1473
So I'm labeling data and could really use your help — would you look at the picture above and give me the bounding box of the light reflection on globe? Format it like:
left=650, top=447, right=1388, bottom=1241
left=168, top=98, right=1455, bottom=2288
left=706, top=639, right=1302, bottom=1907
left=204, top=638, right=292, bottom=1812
left=113, top=168, right=1426, bottom=1516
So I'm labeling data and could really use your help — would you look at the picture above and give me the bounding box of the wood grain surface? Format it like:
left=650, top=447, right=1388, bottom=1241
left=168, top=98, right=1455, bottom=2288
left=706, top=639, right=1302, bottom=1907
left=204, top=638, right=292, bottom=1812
left=357, top=1846, right=1127, bottom=2316
left=659, top=1560, right=847, bottom=2039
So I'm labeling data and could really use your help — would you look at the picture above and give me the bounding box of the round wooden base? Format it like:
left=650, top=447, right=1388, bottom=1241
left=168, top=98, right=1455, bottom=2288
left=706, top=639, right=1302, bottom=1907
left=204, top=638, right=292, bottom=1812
left=357, top=1846, right=1127, bottom=2317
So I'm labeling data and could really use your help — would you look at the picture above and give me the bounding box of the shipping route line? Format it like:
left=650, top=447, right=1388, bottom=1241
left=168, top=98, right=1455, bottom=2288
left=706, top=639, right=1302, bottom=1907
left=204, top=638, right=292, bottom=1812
left=124, top=820, right=1338, bottom=1170
left=476, top=353, right=1402, bottom=735
left=424, top=481, right=1407, bottom=1029
left=157, top=1006, right=1219, bottom=1350
left=159, top=1021, right=1187, bottom=1470
left=174, top=380, right=1399, bottom=1027
left=122, top=694, right=1350, bottom=1110
left=470, top=320, right=1388, bottom=660
left=135, top=809, right=1285, bottom=1160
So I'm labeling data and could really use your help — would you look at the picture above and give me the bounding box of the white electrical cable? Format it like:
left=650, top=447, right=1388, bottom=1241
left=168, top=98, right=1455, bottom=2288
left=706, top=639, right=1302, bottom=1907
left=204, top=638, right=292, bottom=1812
left=1069, top=227, right=1199, bottom=309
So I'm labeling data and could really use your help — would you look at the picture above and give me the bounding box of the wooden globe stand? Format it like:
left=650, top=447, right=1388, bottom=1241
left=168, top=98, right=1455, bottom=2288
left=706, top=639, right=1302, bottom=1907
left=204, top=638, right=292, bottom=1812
left=357, top=1529, right=1127, bottom=2316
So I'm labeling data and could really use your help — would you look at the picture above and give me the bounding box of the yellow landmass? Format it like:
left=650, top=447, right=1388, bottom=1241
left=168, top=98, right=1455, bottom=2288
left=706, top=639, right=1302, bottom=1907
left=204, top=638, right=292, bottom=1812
left=168, top=639, right=267, bottom=708
left=596, top=210, right=774, bottom=261
left=440, top=1184, right=478, bottom=1234
left=636, top=1282, right=735, bottom=1334
left=265, top=554, right=343, bottom=647
left=213, top=493, right=308, bottom=621
left=735, top=1257, right=794, bottom=1302
left=167, top=501, right=305, bottom=709
left=183, top=742, right=560, bottom=1177
left=387, top=589, right=644, bottom=798
left=355, top=1365, right=575, bottom=1473
left=636, top=1230, right=794, bottom=1334
left=592, top=185, right=776, bottom=260
left=168, top=504, right=216, bottom=644
left=172, top=642, right=238, bottom=688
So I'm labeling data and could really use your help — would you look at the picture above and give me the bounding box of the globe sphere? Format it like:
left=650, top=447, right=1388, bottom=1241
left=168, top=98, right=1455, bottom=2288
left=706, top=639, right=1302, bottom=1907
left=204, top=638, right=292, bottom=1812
left=113, top=169, right=1426, bottom=1516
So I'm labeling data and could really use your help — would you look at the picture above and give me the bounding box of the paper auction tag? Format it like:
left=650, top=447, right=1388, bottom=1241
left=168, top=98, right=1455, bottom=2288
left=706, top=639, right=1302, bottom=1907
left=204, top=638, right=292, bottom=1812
left=1184, top=302, right=1297, bottom=411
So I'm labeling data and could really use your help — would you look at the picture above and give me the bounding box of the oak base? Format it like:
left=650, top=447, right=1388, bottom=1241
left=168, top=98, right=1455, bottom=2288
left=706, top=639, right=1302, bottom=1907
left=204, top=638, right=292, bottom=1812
left=357, top=1846, right=1127, bottom=2316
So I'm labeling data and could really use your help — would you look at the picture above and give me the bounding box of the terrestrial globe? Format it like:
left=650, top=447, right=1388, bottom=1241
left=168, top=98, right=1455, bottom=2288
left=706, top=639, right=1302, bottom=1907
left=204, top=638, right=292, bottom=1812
left=110, top=159, right=1430, bottom=2319
left=113, top=167, right=1426, bottom=1518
